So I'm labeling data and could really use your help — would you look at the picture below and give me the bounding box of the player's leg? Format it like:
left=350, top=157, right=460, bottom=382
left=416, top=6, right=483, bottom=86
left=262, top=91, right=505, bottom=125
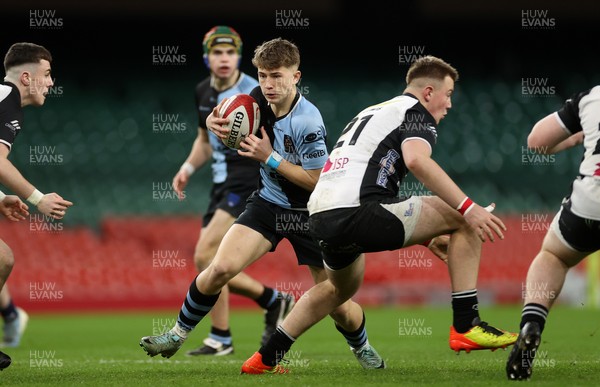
left=189, top=209, right=236, bottom=355
left=0, top=240, right=13, bottom=369
left=0, top=285, right=28, bottom=348
left=140, top=223, right=273, bottom=358
left=507, top=205, right=597, bottom=380
left=309, top=263, right=385, bottom=369
left=243, top=255, right=367, bottom=374
left=384, top=195, right=517, bottom=352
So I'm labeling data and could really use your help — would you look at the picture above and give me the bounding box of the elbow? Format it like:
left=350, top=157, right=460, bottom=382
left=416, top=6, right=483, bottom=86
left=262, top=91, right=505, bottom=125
left=404, top=154, right=423, bottom=173
left=527, top=132, right=548, bottom=153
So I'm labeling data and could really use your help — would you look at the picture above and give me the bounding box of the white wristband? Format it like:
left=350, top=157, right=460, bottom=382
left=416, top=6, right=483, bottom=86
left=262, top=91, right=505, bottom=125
left=27, top=189, right=44, bottom=206
left=181, top=162, right=195, bottom=176
left=0, top=190, right=6, bottom=202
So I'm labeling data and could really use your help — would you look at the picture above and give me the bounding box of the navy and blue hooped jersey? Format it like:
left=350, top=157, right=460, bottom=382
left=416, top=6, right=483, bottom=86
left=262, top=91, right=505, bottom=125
left=249, top=86, right=328, bottom=210
left=195, top=72, right=260, bottom=186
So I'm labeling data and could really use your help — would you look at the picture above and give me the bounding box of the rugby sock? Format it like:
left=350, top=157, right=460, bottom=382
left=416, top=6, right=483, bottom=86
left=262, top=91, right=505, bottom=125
left=255, top=286, right=280, bottom=310
left=176, top=278, right=220, bottom=337
left=0, top=300, right=18, bottom=322
left=451, top=289, right=479, bottom=333
left=520, top=303, right=548, bottom=333
left=335, top=312, right=367, bottom=350
left=209, top=327, right=232, bottom=346
left=259, top=326, right=295, bottom=366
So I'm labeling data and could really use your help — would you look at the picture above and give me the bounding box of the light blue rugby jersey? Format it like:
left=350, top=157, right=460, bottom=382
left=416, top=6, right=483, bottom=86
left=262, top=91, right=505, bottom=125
left=250, top=89, right=328, bottom=210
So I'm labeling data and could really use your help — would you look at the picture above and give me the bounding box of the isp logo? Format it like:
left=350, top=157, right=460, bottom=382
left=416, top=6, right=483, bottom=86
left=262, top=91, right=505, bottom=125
left=322, top=157, right=349, bottom=172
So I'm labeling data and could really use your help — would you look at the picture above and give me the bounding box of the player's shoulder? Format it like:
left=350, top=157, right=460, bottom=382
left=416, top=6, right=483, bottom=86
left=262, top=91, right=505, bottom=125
left=0, top=82, right=19, bottom=107
left=238, top=72, right=259, bottom=90
left=195, top=77, right=212, bottom=94
left=290, top=94, right=325, bottom=135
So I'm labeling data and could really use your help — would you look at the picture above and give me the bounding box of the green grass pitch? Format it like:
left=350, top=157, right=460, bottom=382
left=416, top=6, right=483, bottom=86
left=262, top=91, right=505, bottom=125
left=2, top=305, right=599, bottom=386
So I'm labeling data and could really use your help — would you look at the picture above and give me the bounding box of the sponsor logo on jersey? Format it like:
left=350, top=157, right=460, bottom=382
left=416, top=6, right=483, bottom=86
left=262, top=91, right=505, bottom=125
left=303, top=130, right=323, bottom=143
left=302, top=149, right=326, bottom=160
left=4, top=120, right=21, bottom=135
left=284, top=135, right=295, bottom=153
left=322, top=157, right=349, bottom=173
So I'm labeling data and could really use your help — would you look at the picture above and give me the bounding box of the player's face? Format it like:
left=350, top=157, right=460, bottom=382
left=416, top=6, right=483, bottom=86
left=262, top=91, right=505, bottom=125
left=27, top=59, right=54, bottom=106
left=428, top=76, right=454, bottom=124
left=256, top=66, right=300, bottom=106
left=208, top=44, right=240, bottom=79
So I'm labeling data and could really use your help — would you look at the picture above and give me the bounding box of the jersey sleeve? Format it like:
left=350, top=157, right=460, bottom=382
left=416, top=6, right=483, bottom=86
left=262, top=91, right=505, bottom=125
left=399, top=107, right=438, bottom=150
left=0, top=88, right=20, bottom=150
left=556, top=90, right=588, bottom=135
left=294, top=113, right=328, bottom=170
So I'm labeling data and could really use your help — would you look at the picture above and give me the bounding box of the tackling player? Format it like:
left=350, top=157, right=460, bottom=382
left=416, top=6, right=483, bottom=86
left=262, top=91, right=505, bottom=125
left=0, top=42, right=73, bottom=370
left=243, top=55, right=518, bottom=373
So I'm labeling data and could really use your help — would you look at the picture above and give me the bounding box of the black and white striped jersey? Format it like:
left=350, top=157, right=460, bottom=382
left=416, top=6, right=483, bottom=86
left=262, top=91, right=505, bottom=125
left=0, top=82, right=23, bottom=151
left=556, top=85, right=600, bottom=220
left=308, top=93, right=437, bottom=215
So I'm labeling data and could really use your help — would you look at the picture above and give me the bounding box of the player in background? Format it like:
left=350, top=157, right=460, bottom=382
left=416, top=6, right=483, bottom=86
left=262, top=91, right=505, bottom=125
left=0, top=286, right=28, bottom=348
left=171, top=26, right=294, bottom=356
left=242, top=55, right=518, bottom=373
left=506, top=87, right=597, bottom=380
left=0, top=191, right=29, bottom=369
left=0, top=42, right=73, bottom=370
left=141, top=37, right=386, bottom=372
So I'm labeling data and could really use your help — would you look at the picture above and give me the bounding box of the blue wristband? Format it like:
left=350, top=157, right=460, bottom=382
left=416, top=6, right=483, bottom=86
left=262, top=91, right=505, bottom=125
left=266, top=151, right=283, bottom=169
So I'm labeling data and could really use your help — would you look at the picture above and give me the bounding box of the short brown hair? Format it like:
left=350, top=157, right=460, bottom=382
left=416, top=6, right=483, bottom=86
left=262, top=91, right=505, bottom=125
left=406, top=55, right=458, bottom=86
left=251, top=38, right=300, bottom=71
left=4, top=42, right=52, bottom=73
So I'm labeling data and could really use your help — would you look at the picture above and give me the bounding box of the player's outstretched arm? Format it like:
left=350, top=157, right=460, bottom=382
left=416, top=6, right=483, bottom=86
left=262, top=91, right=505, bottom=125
left=0, top=193, right=29, bottom=222
left=36, top=193, right=73, bottom=220
left=527, top=113, right=584, bottom=154
left=172, top=128, right=212, bottom=200
left=402, top=139, right=506, bottom=242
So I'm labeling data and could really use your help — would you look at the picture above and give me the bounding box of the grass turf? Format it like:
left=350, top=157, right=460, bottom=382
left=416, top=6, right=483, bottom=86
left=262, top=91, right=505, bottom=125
left=2, top=305, right=599, bottom=386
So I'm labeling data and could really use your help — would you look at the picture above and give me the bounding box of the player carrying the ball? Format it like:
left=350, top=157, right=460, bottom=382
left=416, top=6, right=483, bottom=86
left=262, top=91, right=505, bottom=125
left=140, top=37, right=388, bottom=371
left=169, top=26, right=294, bottom=356
left=241, top=55, right=518, bottom=374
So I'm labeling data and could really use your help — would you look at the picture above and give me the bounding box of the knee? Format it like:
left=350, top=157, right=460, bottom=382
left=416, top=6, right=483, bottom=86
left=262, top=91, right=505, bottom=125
left=0, top=244, right=14, bottom=272
left=207, top=261, right=236, bottom=289
left=193, top=240, right=219, bottom=271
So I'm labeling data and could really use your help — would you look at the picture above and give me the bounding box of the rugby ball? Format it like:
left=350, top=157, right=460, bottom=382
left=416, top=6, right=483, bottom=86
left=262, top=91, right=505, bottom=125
left=218, top=94, right=260, bottom=150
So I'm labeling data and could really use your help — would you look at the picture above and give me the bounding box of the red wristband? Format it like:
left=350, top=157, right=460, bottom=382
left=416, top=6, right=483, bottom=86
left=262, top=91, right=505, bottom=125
left=456, top=197, right=474, bottom=216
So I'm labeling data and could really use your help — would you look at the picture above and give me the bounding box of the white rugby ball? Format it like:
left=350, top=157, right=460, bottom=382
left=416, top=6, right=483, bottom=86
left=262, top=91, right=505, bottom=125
left=218, top=94, right=260, bottom=150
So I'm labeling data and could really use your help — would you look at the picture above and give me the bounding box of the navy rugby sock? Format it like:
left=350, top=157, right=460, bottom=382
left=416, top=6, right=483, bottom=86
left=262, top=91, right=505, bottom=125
left=176, top=277, right=220, bottom=334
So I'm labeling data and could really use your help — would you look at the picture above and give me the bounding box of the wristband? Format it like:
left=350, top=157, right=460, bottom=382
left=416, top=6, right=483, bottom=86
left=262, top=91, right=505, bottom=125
left=266, top=150, right=283, bottom=170
left=0, top=190, right=5, bottom=202
left=181, top=161, right=195, bottom=176
left=27, top=189, right=44, bottom=206
left=456, top=197, right=475, bottom=216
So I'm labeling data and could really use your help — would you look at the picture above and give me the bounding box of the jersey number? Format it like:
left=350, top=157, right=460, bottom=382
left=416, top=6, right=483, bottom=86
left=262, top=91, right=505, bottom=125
left=333, top=115, right=373, bottom=150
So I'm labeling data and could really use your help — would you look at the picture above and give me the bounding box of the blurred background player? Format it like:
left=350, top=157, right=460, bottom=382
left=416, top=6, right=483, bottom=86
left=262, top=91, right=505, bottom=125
left=0, top=42, right=73, bottom=370
left=0, top=191, right=28, bottom=369
left=506, top=87, right=597, bottom=380
left=141, top=37, right=384, bottom=371
left=242, top=55, right=517, bottom=374
left=0, top=286, right=28, bottom=348
left=171, top=26, right=294, bottom=356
